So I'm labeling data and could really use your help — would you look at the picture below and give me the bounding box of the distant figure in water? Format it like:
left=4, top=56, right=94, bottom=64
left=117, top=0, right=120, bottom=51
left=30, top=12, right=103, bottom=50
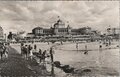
left=76, top=43, right=78, bottom=51
left=24, top=45, right=28, bottom=59
left=84, top=45, right=88, bottom=55
left=106, top=43, right=108, bottom=47
left=117, top=45, right=119, bottom=47
left=99, top=43, right=102, bottom=51
left=100, top=44, right=102, bottom=48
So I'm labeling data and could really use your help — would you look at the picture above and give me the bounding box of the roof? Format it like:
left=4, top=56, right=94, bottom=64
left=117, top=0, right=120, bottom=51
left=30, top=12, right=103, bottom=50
left=33, top=27, right=43, bottom=30
left=57, top=28, right=68, bottom=30
left=43, top=29, right=53, bottom=31
left=71, top=29, right=78, bottom=32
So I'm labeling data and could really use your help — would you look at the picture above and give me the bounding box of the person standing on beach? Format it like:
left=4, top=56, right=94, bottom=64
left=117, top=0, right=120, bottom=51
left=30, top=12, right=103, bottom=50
left=29, top=47, right=33, bottom=60
left=28, top=45, right=32, bottom=55
left=24, top=45, right=28, bottom=59
left=20, top=43, right=24, bottom=56
left=4, top=43, right=9, bottom=58
left=49, top=47, right=54, bottom=63
left=42, top=50, right=47, bottom=63
left=49, top=47, right=55, bottom=76
left=39, top=49, right=42, bottom=63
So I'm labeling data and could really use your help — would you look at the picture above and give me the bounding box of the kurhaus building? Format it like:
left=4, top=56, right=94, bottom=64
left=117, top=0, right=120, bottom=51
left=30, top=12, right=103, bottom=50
left=32, top=18, right=98, bottom=37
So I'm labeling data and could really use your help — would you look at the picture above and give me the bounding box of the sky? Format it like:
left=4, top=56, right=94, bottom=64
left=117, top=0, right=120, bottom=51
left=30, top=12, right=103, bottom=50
left=0, top=1, right=119, bottom=34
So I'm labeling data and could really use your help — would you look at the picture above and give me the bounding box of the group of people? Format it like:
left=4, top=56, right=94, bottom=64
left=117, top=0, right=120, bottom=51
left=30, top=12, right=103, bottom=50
left=75, top=39, right=113, bottom=55
left=0, top=43, right=9, bottom=59
left=99, top=39, right=112, bottom=50
left=20, top=43, right=54, bottom=64
left=76, top=43, right=88, bottom=55
left=21, top=43, right=34, bottom=60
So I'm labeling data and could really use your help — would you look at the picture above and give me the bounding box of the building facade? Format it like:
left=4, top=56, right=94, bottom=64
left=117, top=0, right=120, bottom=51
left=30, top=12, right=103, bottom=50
left=32, top=18, right=97, bottom=37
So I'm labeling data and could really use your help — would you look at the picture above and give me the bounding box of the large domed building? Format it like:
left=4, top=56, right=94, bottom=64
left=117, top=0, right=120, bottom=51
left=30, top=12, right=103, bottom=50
left=31, top=17, right=99, bottom=39
left=32, top=18, right=72, bottom=36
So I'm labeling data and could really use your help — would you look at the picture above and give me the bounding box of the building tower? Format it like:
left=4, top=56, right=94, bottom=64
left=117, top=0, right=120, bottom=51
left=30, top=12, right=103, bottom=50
left=67, top=21, right=71, bottom=35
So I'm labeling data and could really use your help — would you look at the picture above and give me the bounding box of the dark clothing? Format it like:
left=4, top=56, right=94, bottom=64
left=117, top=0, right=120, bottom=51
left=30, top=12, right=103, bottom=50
left=28, top=45, right=32, bottom=54
left=22, top=46, right=28, bottom=54
left=34, top=45, right=37, bottom=50
left=42, top=51, right=46, bottom=61
left=0, top=46, right=4, bottom=53
left=21, top=46, right=24, bottom=55
left=100, top=45, right=102, bottom=48
left=50, top=48, right=54, bottom=62
left=50, top=54, right=53, bottom=62
left=39, top=49, right=42, bottom=55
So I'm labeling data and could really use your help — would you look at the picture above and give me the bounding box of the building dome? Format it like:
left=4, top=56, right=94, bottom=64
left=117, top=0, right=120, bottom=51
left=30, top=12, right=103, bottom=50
left=54, top=18, right=65, bottom=28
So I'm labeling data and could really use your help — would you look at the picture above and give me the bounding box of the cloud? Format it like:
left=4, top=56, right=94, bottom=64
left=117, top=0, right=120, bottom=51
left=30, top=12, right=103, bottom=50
left=0, top=1, right=119, bottom=34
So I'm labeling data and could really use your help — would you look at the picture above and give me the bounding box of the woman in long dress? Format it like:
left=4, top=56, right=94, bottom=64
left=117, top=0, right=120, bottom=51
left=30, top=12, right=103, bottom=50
left=29, top=47, right=33, bottom=60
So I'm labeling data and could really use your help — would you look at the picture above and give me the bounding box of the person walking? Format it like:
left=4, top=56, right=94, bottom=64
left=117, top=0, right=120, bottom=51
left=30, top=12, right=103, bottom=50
left=99, top=42, right=102, bottom=51
left=20, top=43, right=24, bottom=56
left=84, top=45, right=88, bottom=55
left=39, top=49, right=42, bottom=63
left=49, top=47, right=54, bottom=63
